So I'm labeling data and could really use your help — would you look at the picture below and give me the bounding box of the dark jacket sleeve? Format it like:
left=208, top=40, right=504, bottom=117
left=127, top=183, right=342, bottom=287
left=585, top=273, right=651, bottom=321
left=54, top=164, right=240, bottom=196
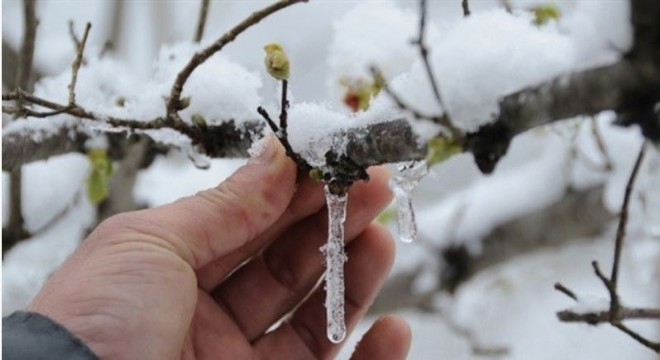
left=3, top=311, right=99, bottom=360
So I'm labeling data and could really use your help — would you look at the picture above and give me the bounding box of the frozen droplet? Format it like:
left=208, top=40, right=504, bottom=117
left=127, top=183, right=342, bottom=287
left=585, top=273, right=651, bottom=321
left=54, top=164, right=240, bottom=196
left=389, top=161, right=428, bottom=243
left=323, top=184, right=348, bottom=344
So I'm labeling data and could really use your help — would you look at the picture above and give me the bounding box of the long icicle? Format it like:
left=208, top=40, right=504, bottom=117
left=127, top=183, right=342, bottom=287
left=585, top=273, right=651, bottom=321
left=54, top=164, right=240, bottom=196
left=390, top=160, right=428, bottom=243
left=323, top=184, right=348, bottom=343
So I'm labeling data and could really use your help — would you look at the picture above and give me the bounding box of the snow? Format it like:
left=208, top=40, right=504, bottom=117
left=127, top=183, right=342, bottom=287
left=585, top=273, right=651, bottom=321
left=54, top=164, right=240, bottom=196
left=384, top=9, right=576, bottom=132
left=417, top=129, right=572, bottom=252
left=149, top=43, right=264, bottom=125
left=339, top=235, right=658, bottom=360
left=569, top=295, right=611, bottom=314
left=3, top=155, right=96, bottom=314
left=134, top=153, right=245, bottom=207
left=326, top=0, right=423, bottom=109
left=322, top=185, right=349, bottom=343
left=286, top=100, right=401, bottom=167
left=389, top=161, right=428, bottom=243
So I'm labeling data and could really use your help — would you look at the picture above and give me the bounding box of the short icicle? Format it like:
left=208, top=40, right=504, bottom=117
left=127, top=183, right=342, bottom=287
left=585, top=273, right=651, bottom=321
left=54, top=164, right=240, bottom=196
left=389, top=160, right=428, bottom=243
left=322, top=184, right=348, bottom=344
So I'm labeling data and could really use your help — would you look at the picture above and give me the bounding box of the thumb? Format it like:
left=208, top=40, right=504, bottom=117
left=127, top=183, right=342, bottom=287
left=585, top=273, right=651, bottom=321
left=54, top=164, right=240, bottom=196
left=104, top=136, right=297, bottom=269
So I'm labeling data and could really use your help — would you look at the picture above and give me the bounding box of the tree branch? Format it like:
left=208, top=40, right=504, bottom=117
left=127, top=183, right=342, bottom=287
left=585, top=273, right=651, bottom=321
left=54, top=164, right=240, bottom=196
left=610, top=143, right=646, bottom=288
left=461, top=0, right=471, bottom=17
left=554, top=143, right=660, bottom=354
left=557, top=308, right=660, bottom=325
left=194, top=0, right=211, bottom=43
left=4, top=0, right=39, bottom=256
left=3, top=51, right=658, bottom=175
left=412, top=0, right=462, bottom=141
left=67, top=22, right=91, bottom=106
left=166, top=0, right=307, bottom=124
left=15, top=0, right=38, bottom=94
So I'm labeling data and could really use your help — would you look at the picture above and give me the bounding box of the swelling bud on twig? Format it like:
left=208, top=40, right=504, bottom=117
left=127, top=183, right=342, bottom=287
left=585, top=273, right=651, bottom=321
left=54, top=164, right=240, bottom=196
left=530, top=4, right=561, bottom=26
left=86, top=148, right=114, bottom=204
left=340, top=74, right=383, bottom=112
left=426, top=137, right=462, bottom=166
left=264, top=43, right=290, bottom=80
left=309, top=168, right=324, bottom=182
left=191, top=113, right=207, bottom=130
left=178, top=96, right=191, bottom=110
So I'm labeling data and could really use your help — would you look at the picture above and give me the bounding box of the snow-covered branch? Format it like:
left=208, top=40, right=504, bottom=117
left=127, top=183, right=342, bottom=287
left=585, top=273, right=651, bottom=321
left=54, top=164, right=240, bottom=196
left=557, top=307, right=660, bottom=325
left=2, top=53, right=656, bottom=174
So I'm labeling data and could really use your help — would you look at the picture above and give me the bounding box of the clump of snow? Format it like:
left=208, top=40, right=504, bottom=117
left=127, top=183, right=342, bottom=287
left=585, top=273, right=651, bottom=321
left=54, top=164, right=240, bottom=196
left=326, top=0, right=422, bottom=107
left=417, top=130, right=572, bottom=252
left=148, top=43, right=263, bottom=125
left=569, top=294, right=611, bottom=314
left=3, top=160, right=96, bottom=314
left=286, top=102, right=348, bottom=167
left=5, top=42, right=263, bottom=160
left=562, top=0, right=632, bottom=68
left=247, top=134, right=270, bottom=159
left=286, top=99, right=418, bottom=167
left=388, top=9, right=575, bottom=132
left=22, top=154, right=91, bottom=233
left=134, top=154, right=245, bottom=207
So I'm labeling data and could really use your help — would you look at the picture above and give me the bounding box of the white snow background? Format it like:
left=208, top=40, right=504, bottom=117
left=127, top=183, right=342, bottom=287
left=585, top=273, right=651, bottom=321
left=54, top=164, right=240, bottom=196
left=2, top=0, right=659, bottom=359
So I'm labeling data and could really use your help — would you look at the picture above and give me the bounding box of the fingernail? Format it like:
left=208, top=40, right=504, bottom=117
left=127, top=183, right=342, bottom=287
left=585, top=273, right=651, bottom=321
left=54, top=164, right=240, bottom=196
left=248, top=135, right=279, bottom=164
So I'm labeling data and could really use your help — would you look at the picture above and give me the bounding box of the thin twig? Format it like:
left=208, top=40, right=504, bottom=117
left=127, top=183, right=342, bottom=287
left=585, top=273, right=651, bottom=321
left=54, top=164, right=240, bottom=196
left=257, top=106, right=309, bottom=171
left=610, top=142, right=646, bottom=288
left=554, top=282, right=577, bottom=301
left=4, top=0, right=39, bottom=256
left=2, top=89, right=185, bottom=134
left=15, top=0, right=38, bottom=94
left=68, top=20, right=82, bottom=49
left=167, top=0, right=307, bottom=124
left=371, top=66, right=452, bottom=132
left=279, top=79, right=289, bottom=132
left=554, top=142, right=659, bottom=353
left=612, top=323, right=660, bottom=352
left=590, top=117, right=613, bottom=171
left=461, top=0, right=471, bottom=17
left=68, top=22, right=91, bottom=106
left=194, top=0, right=211, bottom=43
left=31, top=188, right=84, bottom=236
left=498, top=0, right=513, bottom=13
left=257, top=106, right=279, bottom=133
left=412, top=0, right=462, bottom=141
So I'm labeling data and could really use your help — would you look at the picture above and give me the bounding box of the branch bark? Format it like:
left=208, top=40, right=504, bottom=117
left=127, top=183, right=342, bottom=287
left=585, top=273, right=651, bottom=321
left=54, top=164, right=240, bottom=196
left=557, top=308, right=660, bottom=325
left=4, top=0, right=38, bottom=256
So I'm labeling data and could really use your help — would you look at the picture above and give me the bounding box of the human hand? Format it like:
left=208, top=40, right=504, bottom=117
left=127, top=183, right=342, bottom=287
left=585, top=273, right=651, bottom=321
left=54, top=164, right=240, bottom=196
left=29, top=136, right=411, bottom=359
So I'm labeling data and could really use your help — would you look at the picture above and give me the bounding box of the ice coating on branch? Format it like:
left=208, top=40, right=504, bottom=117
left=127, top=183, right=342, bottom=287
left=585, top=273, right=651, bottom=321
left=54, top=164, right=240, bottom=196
left=286, top=101, right=397, bottom=167
left=390, top=161, right=429, bottom=243
left=322, top=185, right=348, bottom=343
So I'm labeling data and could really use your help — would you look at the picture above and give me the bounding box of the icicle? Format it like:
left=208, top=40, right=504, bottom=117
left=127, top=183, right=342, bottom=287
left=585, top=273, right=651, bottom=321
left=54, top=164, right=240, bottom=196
left=389, top=161, right=428, bottom=243
left=322, top=184, right=348, bottom=344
